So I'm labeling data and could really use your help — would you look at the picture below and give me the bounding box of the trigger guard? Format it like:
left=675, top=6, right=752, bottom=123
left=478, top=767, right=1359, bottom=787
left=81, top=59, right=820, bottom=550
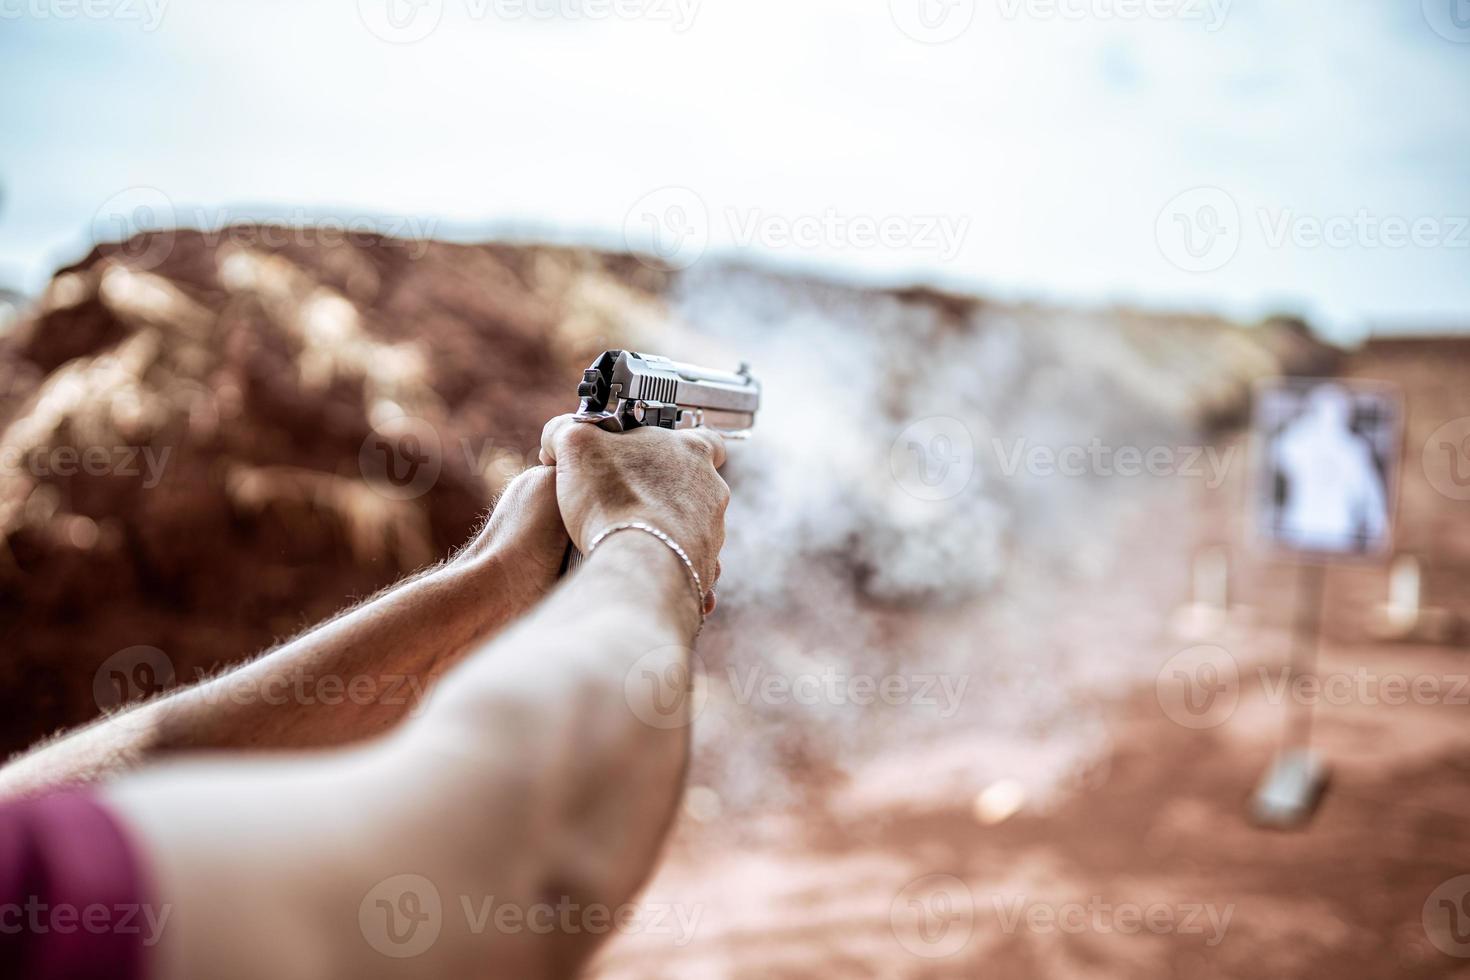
left=572, top=411, right=630, bottom=433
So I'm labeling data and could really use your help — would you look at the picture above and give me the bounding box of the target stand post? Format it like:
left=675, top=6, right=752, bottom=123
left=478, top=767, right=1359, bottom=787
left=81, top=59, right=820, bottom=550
left=1251, top=560, right=1330, bottom=828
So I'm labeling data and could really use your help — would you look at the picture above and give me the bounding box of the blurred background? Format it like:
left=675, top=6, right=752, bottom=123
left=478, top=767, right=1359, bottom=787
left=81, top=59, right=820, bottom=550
left=1, top=1, right=1468, bottom=976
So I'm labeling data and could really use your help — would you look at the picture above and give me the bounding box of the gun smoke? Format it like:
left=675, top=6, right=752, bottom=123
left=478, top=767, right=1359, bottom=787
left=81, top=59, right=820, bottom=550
left=662, top=262, right=1297, bottom=821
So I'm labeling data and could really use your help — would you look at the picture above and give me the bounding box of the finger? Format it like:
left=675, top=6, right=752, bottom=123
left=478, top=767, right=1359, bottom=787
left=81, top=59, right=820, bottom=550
left=538, top=414, right=581, bottom=466
left=703, top=589, right=718, bottom=617
left=680, top=428, right=728, bottom=469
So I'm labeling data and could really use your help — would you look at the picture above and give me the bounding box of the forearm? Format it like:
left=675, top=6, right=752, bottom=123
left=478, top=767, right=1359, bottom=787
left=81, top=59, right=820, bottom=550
left=103, top=531, right=702, bottom=980
left=165, top=546, right=548, bottom=750
left=0, top=558, right=511, bottom=799
left=0, top=473, right=567, bottom=799
left=405, top=530, right=702, bottom=906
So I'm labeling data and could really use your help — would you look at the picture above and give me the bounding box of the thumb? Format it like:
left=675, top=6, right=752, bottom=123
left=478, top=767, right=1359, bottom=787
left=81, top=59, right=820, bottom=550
left=538, top=414, right=582, bottom=466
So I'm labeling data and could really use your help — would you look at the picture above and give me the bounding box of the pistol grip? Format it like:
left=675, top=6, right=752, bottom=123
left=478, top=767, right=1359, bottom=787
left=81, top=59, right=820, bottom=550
left=560, top=542, right=584, bottom=577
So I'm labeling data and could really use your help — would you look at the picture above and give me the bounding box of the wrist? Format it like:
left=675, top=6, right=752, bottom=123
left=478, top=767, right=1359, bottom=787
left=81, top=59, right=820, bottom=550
left=452, top=465, right=567, bottom=585
left=453, top=521, right=568, bottom=607
left=586, top=530, right=705, bottom=638
left=580, top=508, right=717, bottom=581
left=454, top=538, right=555, bottom=594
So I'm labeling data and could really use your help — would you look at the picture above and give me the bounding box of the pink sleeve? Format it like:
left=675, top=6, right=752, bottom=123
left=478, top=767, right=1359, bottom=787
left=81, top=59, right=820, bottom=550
left=0, top=791, right=154, bottom=980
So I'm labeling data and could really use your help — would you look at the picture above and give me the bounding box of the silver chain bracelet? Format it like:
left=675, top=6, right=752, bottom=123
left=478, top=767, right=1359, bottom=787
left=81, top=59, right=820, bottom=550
left=585, top=522, right=707, bottom=626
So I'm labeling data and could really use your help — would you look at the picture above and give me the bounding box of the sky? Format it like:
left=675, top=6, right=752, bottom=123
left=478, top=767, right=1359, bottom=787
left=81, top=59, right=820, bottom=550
left=1, top=0, right=1467, bottom=343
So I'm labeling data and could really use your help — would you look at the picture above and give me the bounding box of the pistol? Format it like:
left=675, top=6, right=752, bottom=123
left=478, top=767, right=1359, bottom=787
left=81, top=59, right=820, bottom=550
left=562, top=349, right=761, bottom=572
left=572, top=349, right=760, bottom=435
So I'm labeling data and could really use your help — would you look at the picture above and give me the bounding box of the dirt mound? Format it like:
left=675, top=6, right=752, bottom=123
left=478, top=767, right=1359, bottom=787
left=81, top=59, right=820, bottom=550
left=0, top=231, right=626, bottom=753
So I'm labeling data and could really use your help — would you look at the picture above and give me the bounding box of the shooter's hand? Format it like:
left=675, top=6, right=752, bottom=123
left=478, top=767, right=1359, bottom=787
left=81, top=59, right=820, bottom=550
left=454, top=464, right=570, bottom=599
left=539, top=415, right=729, bottom=599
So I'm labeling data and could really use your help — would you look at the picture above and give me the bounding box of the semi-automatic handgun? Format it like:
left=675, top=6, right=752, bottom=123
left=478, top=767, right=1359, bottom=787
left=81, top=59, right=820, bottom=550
left=561, top=349, right=761, bottom=572
left=571, top=349, right=760, bottom=436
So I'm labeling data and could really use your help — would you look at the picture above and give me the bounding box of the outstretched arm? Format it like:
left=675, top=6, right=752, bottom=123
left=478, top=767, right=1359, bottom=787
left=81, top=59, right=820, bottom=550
left=0, top=468, right=569, bottom=800
left=103, top=418, right=730, bottom=980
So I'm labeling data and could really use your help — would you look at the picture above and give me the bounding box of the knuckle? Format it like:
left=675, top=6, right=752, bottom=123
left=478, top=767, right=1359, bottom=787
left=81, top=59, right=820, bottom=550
left=557, top=422, right=598, bottom=455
